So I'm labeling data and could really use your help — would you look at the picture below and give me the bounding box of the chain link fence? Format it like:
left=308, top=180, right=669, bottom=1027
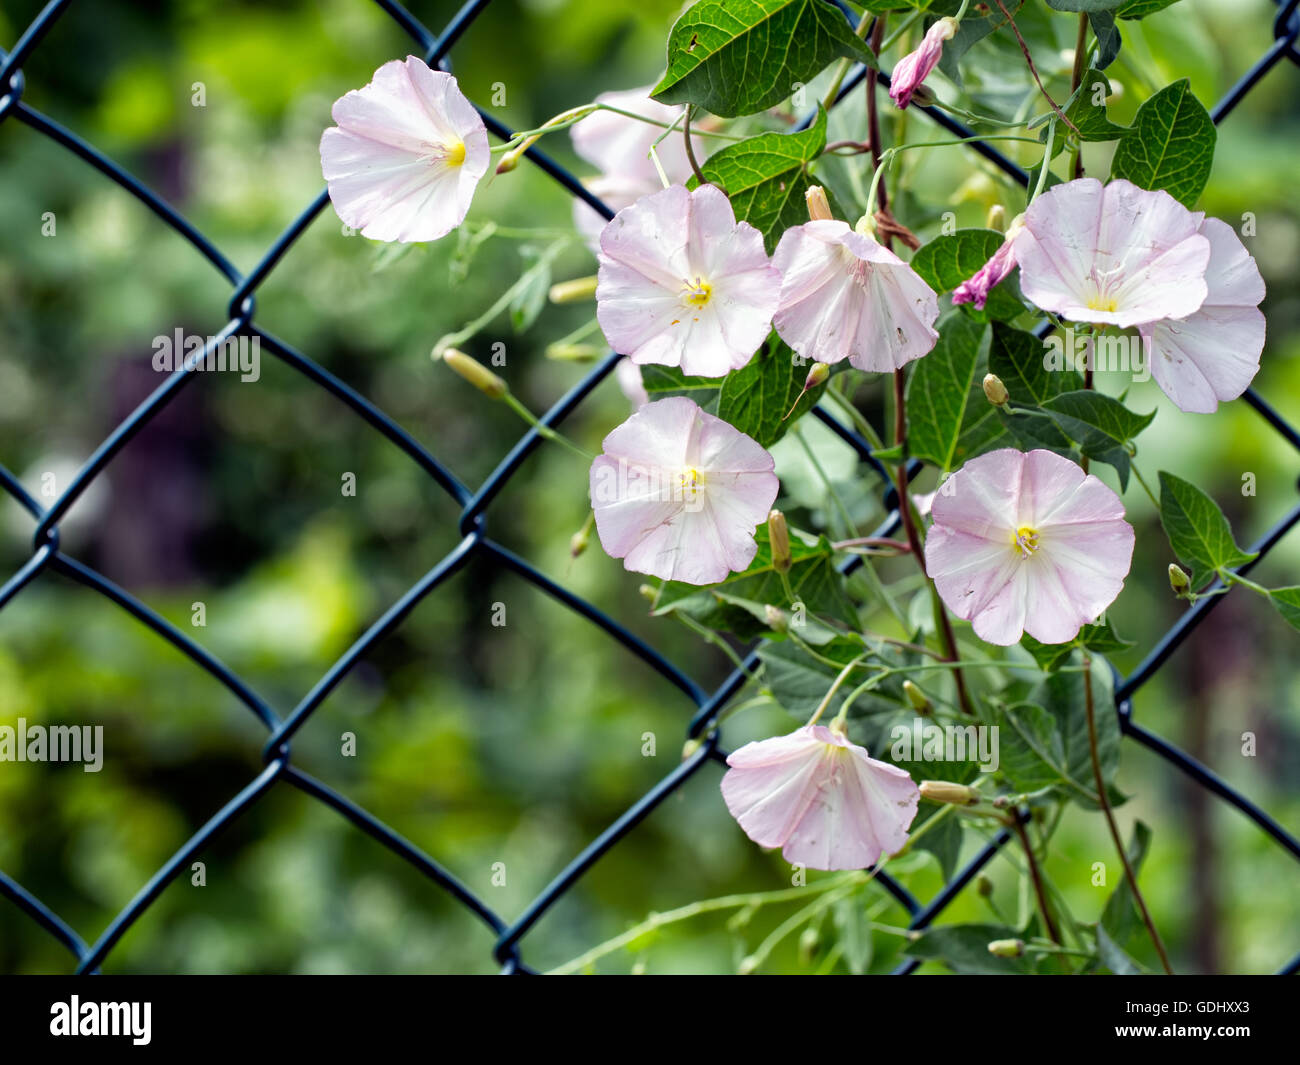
left=1, top=0, right=1298, bottom=975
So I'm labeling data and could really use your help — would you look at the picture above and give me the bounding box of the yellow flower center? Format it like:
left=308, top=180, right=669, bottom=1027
left=680, top=467, right=704, bottom=487
left=682, top=278, right=712, bottom=308
left=429, top=140, right=466, bottom=168
left=1086, top=294, right=1118, bottom=313
left=1011, top=525, right=1040, bottom=558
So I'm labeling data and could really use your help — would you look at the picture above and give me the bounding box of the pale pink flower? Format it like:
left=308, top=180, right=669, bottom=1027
left=596, top=185, right=782, bottom=377
left=572, top=88, right=693, bottom=252
left=889, top=17, right=958, bottom=109
left=925, top=448, right=1134, bottom=645
left=721, top=725, right=920, bottom=871
left=614, top=356, right=649, bottom=408
left=952, top=216, right=1025, bottom=310
left=320, top=57, right=489, bottom=243
left=771, top=221, right=940, bottom=371
left=589, top=397, right=778, bottom=584
left=1014, top=178, right=1212, bottom=328
left=1138, top=218, right=1266, bottom=414
left=573, top=87, right=691, bottom=189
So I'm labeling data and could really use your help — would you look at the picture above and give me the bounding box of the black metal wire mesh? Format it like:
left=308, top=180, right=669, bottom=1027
left=2, top=0, right=1299, bottom=976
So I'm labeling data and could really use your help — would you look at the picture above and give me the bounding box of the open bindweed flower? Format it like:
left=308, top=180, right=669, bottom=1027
left=596, top=185, right=782, bottom=377
left=571, top=88, right=693, bottom=251
left=614, top=356, right=650, bottom=408
left=952, top=215, right=1025, bottom=311
left=572, top=87, right=691, bottom=189
left=721, top=724, right=920, bottom=871
left=588, top=396, right=779, bottom=584
left=889, top=17, right=958, bottom=109
left=771, top=220, right=940, bottom=371
left=1013, top=178, right=1211, bottom=328
left=1137, top=217, right=1267, bottom=414
left=925, top=448, right=1135, bottom=645
left=320, top=57, right=489, bottom=243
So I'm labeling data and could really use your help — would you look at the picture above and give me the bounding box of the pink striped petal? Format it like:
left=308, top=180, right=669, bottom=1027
left=722, top=725, right=919, bottom=871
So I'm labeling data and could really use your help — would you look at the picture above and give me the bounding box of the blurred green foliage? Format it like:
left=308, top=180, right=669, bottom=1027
left=0, top=0, right=1297, bottom=974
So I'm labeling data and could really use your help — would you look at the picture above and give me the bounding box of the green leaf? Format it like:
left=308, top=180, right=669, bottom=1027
left=1045, top=0, right=1124, bottom=11
left=1157, top=472, right=1257, bottom=589
left=716, top=333, right=828, bottom=446
left=639, top=364, right=722, bottom=412
left=990, top=323, right=1081, bottom=406
left=995, top=660, right=1120, bottom=808
left=1064, top=69, right=1128, bottom=141
left=757, top=635, right=865, bottom=718
left=691, top=110, right=827, bottom=252
left=1040, top=389, right=1155, bottom=489
left=1021, top=616, right=1133, bottom=672
left=1269, top=587, right=1300, bottom=633
left=906, top=313, right=988, bottom=471
left=1096, top=924, right=1146, bottom=974
left=936, top=2, right=1026, bottom=86
left=1110, top=78, right=1216, bottom=208
left=1088, top=12, right=1122, bottom=69
left=1116, top=0, right=1182, bottom=17
left=655, top=527, right=857, bottom=634
left=714, top=592, right=841, bottom=644
left=909, top=229, right=1024, bottom=323
left=951, top=323, right=1079, bottom=464
left=832, top=896, right=874, bottom=975
left=506, top=241, right=566, bottom=332
left=651, top=0, right=876, bottom=118
left=912, top=811, right=964, bottom=881
left=1100, top=820, right=1152, bottom=947
left=905, top=923, right=1037, bottom=975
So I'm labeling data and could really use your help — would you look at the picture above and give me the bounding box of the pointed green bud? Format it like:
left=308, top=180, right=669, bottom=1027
left=903, top=680, right=932, bottom=716
left=441, top=349, right=507, bottom=399
left=548, top=276, right=599, bottom=304
left=983, top=373, right=1009, bottom=407
left=805, top=362, right=830, bottom=390
left=768, top=509, right=792, bottom=574
left=919, top=780, right=980, bottom=806
left=1168, top=563, right=1190, bottom=596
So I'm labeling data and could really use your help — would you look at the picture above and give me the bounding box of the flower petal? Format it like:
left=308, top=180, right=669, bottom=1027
left=321, top=58, right=488, bottom=243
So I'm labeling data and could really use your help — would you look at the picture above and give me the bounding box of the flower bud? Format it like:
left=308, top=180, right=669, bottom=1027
left=440, top=348, right=507, bottom=398
left=908, top=84, right=937, bottom=108
left=987, top=938, right=1024, bottom=959
left=545, top=342, right=602, bottom=362
left=804, top=362, right=830, bottom=390
left=765, top=604, right=789, bottom=633
left=738, top=954, right=760, bottom=976
left=798, top=925, right=820, bottom=962
left=548, top=276, right=599, bottom=303
left=983, top=373, right=1009, bottom=407
left=919, top=780, right=980, bottom=806
left=570, top=528, right=590, bottom=559
left=1168, top=563, right=1190, bottom=596
left=638, top=583, right=658, bottom=603
left=986, top=204, right=1007, bottom=233
left=682, top=737, right=703, bottom=761
left=768, top=509, right=792, bottom=574
left=903, top=680, right=932, bottom=716
left=805, top=185, right=833, bottom=222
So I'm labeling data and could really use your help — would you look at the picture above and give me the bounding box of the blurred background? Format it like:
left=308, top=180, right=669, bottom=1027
left=0, top=0, right=1296, bottom=974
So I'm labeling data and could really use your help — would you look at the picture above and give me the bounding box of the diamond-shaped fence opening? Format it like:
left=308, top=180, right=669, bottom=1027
left=1, top=0, right=1299, bottom=975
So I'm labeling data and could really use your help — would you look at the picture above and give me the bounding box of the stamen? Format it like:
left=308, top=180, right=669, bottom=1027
left=1011, top=525, right=1039, bottom=558
left=681, top=278, right=712, bottom=307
